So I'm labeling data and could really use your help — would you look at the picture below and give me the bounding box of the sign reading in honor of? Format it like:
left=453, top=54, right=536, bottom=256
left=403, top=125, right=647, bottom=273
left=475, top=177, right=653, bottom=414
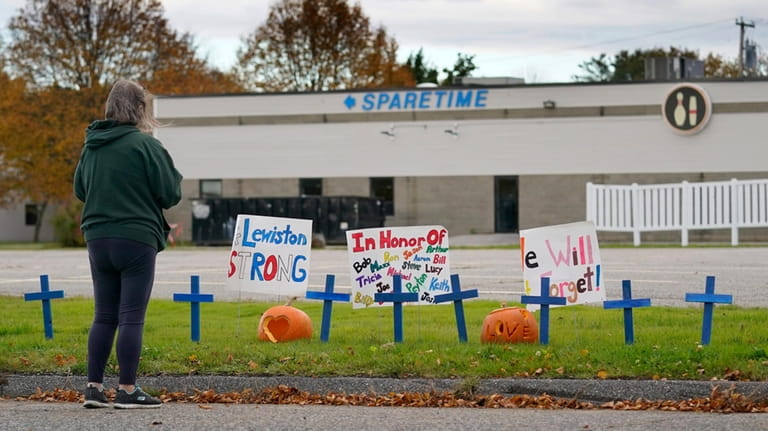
left=227, top=215, right=313, bottom=297
left=662, top=83, right=712, bottom=135
left=346, top=226, right=451, bottom=309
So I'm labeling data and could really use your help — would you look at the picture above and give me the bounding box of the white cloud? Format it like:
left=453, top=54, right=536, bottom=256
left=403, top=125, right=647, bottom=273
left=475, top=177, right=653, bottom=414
left=2, top=0, right=766, bottom=82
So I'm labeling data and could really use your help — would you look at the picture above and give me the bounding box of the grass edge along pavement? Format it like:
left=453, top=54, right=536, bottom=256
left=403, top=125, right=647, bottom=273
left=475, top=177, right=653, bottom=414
left=3, top=299, right=768, bottom=411
left=3, top=241, right=768, bottom=411
left=3, top=297, right=768, bottom=381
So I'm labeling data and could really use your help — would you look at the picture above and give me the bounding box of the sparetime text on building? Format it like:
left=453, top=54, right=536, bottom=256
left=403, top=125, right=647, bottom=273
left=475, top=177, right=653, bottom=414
left=4, top=76, right=768, bottom=245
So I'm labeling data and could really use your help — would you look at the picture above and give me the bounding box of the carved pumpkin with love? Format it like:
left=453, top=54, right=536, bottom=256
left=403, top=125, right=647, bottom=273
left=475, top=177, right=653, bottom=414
left=258, top=299, right=313, bottom=343
left=480, top=306, right=538, bottom=344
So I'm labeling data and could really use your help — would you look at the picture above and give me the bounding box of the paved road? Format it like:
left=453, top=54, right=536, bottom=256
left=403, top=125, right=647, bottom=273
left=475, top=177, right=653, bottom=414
left=1, top=246, right=766, bottom=306
left=2, top=245, right=768, bottom=429
left=2, top=400, right=767, bottom=431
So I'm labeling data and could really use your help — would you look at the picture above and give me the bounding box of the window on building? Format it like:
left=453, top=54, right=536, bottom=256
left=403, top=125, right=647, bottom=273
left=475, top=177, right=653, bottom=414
left=25, top=204, right=38, bottom=226
left=370, top=177, right=394, bottom=216
left=199, top=179, right=222, bottom=198
left=299, top=178, right=322, bottom=196
left=494, top=176, right=518, bottom=233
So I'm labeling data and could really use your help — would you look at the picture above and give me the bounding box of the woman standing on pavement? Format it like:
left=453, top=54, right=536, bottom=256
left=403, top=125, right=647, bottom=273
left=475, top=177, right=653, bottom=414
left=74, top=79, right=183, bottom=409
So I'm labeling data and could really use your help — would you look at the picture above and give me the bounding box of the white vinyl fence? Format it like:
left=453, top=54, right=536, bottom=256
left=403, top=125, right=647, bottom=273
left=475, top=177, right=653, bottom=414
left=586, top=179, right=768, bottom=246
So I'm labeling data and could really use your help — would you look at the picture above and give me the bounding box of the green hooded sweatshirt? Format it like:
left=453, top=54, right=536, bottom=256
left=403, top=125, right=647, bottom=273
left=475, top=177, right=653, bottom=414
left=74, top=120, right=183, bottom=251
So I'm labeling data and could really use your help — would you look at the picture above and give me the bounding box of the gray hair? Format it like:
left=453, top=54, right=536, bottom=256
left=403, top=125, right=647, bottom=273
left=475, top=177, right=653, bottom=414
left=104, top=79, right=159, bottom=133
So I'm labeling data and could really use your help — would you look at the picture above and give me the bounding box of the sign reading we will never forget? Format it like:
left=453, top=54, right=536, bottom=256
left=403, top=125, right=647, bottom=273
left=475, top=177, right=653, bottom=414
left=226, top=215, right=313, bottom=297
left=520, top=221, right=604, bottom=311
left=346, top=226, right=451, bottom=309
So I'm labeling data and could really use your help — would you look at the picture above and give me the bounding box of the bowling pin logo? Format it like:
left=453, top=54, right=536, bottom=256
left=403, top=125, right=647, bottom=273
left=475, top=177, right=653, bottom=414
left=674, top=92, right=686, bottom=127
left=662, top=83, right=712, bottom=135
left=688, top=96, right=698, bottom=127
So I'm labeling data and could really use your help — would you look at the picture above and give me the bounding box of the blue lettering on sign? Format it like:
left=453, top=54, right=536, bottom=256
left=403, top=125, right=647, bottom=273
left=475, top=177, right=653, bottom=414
left=350, top=89, right=488, bottom=111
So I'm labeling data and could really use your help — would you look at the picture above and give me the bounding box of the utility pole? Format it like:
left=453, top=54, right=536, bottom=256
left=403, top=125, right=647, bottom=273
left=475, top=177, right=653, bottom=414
left=736, top=16, right=755, bottom=77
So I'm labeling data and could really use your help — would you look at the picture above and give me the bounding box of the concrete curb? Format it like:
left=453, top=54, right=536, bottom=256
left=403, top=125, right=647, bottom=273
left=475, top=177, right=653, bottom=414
left=3, top=375, right=767, bottom=403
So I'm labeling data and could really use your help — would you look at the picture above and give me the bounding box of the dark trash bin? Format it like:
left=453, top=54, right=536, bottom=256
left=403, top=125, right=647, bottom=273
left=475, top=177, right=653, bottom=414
left=191, top=196, right=384, bottom=246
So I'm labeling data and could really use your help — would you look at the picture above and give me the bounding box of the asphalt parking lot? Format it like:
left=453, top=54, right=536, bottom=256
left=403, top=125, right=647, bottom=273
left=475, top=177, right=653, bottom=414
left=1, top=243, right=766, bottom=307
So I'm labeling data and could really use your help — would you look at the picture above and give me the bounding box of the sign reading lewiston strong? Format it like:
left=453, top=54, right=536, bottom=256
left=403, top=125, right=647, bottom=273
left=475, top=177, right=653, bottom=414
left=226, top=215, right=313, bottom=297
left=346, top=226, right=451, bottom=309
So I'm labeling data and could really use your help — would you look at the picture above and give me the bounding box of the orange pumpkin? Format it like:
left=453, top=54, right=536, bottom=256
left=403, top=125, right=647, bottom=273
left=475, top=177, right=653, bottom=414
left=258, top=298, right=313, bottom=343
left=480, top=306, right=538, bottom=344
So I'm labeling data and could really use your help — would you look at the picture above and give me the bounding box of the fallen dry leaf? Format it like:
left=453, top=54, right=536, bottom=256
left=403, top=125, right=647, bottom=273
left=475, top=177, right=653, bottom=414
left=6, top=384, right=767, bottom=413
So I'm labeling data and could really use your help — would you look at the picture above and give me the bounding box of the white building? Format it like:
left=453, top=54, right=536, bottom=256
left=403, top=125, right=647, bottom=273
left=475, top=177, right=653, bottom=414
left=4, top=79, right=767, bottom=244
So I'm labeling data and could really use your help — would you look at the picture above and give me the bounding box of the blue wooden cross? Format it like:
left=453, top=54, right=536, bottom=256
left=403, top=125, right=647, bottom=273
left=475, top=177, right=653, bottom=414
left=434, top=274, right=478, bottom=343
left=521, top=277, right=566, bottom=345
left=603, top=280, right=651, bottom=345
left=24, top=274, right=64, bottom=339
left=173, top=275, right=214, bottom=342
left=685, top=275, right=732, bottom=345
left=306, top=274, right=351, bottom=342
left=374, top=275, right=419, bottom=343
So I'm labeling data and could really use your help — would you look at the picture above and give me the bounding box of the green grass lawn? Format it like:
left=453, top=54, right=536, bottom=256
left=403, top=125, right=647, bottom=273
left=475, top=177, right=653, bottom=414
left=3, top=296, right=768, bottom=381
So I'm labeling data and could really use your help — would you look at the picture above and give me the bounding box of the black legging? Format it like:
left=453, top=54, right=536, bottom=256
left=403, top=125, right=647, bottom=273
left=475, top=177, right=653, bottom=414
left=86, top=238, right=157, bottom=386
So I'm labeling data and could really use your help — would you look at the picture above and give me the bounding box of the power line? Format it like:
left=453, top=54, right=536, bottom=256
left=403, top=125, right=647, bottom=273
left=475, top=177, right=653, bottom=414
left=564, top=19, right=733, bottom=52
left=480, top=18, right=734, bottom=65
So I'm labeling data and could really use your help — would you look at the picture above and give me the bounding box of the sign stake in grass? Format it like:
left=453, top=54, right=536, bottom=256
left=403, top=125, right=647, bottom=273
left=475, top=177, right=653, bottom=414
left=374, top=275, right=419, bottom=342
left=603, top=280, right=651, bottom=345
left=434, top=274, right=478, bottom=343
left=23, top=274, right=64, bottom=339
left=306, top=274, right=350, bottom=342
left=521, top=277, right=566, bottom=345
left=685, top=275, right=733, bottom=345
left=173, top=275, right=214, bottom=342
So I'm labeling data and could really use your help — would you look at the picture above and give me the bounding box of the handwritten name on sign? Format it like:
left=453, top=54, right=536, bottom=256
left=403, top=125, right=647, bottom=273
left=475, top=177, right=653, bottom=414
left=520, top=221, right=604, bottom=311
left=346, top=226, right=450, bottom=309
left=226, top=214, right=313, bottom=296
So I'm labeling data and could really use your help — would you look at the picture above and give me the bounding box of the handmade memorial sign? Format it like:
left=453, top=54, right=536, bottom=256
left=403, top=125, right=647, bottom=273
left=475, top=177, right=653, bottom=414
left=346, top=225, right=450, bottom=309
left=226, top=214, right=313, bottom=297
left=520, top=221, right=604, bottom=311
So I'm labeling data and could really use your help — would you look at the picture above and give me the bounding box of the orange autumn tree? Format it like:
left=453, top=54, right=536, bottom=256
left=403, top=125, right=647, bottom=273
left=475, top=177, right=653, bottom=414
left=147, top=32, right=244, bottom=96
left=0, top=73, right=103, bottom=241
left=236, top=0, right=414, bottom=92
left=2, top=0, right=241, bottom=242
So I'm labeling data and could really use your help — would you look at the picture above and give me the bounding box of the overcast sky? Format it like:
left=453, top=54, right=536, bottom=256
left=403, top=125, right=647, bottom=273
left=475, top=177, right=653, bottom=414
left=1, top=0, right=766, bottom=83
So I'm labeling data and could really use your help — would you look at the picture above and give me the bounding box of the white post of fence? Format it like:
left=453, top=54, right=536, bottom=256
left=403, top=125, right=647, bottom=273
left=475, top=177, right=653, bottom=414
left=631, top=183, right=641, bottom=246
left=731, top=178, right=740, bottom=246
left=681, top=181, right=691, bottom=247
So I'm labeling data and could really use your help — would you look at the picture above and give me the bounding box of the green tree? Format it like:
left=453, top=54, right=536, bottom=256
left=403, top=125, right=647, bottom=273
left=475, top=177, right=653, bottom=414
left=573, top=53, right=612, bottom=82
left=405, top=48, right=439, bottom=85
left=440, top=52, right=477, bottom=86
left=573, top=47, right=699, bottom=82
left=236, top=0, right=411, bottom=92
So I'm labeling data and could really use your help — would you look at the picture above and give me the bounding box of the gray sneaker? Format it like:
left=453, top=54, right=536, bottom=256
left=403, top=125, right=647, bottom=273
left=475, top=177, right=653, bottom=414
left=113, top=386, right=162, bottom=409
left=83, top=386, right=110, bottom=408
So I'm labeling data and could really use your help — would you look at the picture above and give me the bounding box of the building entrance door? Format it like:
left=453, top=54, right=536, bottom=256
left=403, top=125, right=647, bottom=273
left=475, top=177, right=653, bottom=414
left=494, top=176, right=518, bottom=233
